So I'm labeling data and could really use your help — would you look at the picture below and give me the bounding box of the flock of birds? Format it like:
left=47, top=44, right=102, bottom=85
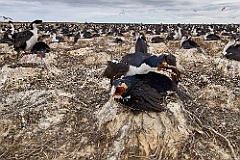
left=0, top=20, right=240, bottom=112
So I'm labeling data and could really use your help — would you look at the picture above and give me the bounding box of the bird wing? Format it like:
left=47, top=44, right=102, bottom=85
left=206, top=34, right=220, bottom=40
left=31, top=42, right=50, bottom=53
left=189, top=39, right=200, bottom=47
left=225, top=46, right=240, bottom=61
left=118, top=72, right=177, bottom=112
left=235, top=44, right=240, bottom=49
left=135, top=37, right=148, bottom=53
left=121, top=80, right=168, bottom=112
left=103, top=61, right=129, bottom=80
left=182, top=41, right=192, bottom=49
left=121, top=52, right=151, bottom=67
left=14, top=30, right=33, bottom=49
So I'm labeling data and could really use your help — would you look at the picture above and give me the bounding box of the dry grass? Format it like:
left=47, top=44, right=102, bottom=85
left=0, top=28, right=240, bottom=160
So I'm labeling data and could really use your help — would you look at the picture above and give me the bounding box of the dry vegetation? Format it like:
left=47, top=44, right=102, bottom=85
left=0, top=28, right=240, bottom=160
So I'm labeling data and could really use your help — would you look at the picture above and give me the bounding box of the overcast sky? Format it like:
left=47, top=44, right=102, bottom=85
left=0, top=0, right=240, bottom=23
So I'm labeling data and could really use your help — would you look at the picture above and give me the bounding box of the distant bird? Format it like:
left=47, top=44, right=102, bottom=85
left=110, top=72, right=189, bottom=112
left=13, top=20, right=42, bottom=61
left=114, top=37, right=124, bottom=45
left=30, top=41, right=50, bottom=65
left=31, top=41, right=50, bottom=55
left=191, top=27, right=201, bottom=37
left=135, top=34, right=148, bottom=53
left=205, top=26, right=220, bottom=41
left=150, top=36, right=165, bottom=43
left=0, top=30, right=14, bottom=46
left=223, top=35, right=240, bottom=61
left=167, top=25, right=183, bottom=40
left=51, top=32, right=64, bottom=43
left=0, top=16, right=13, bottom=21
left=193, top=9, right=197, bottom=12
left=205, top=33, right=220, bottom=40
left=222, top=7, right=226, bottom=11
left=74, top=31, right=81, bottom=43
left=8, top=21, right=15, bottom=35
left=119, top=10, right=125, bottom=15
left=180, top=35, right=200, bottom=49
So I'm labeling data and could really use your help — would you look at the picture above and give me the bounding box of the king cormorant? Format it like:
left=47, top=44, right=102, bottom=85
left=13, top=20, right=42, bottom=61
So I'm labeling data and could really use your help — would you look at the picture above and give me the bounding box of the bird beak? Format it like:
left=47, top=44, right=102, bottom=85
left=157, top=61, right=168, bottom=71
left=114, top=86, right=124, bottom=95
left=111, top=82, right=128, bottom=97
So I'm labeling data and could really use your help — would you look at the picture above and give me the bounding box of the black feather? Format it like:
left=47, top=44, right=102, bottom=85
left=14, top=31, right=33, bottom=51
left=113, top=72, right=178, bottom=112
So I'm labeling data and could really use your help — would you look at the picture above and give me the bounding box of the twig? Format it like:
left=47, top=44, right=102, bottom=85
left=183, top=107, right=238, bottom=160
left=128, top=155, right=149, bottom=159
left=203, top=126, right=238, bottom=160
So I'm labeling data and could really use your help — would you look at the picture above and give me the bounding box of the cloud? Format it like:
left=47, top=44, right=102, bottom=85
left=0, top=0, right=240, bottom=23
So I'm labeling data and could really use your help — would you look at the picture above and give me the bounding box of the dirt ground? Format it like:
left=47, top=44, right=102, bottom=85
left=0, top=29, right=240, bottom=160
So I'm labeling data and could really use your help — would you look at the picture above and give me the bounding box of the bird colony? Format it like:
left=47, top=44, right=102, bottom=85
left=0, top=21, right=240, bottom=160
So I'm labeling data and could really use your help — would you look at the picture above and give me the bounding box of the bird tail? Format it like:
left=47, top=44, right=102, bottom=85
left=175, top=87, right=192, bottom=102
left=196, top=47, right=206, bottom=54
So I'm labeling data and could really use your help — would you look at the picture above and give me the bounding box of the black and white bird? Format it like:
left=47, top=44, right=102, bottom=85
left=103, top=31, right=180, bottom=83
left=13, top=20, right=42, bottom=61
left=103, top=53, right=180, bottom=84
left=74, top=31, right=82, bottom=43
left=150, top=36, right=165, bottom=43
left=103, top=52, right=150, bottom=83
left=180, top=35, right=200, bottom=49
left=110, top=72, right=189, bottom=113
left=223, top=35, right=240, bottom=61
left=1, top=16, right=13, bottom=21
left=167, top=24, right=183, bottom=41
left=103, top=34, right=150, bottom=82
left=205, top=25, right=220, bottom=41
left=31, top=41, right=50, bottom=55
left=124, top=54, right=177, bottom=77
left=51, top=31, right=65, bottom=43
left=135, top=33, right=148, bottom=53
left=114, top=37, right=124, bottom=45
left=0, top=30, right=14, bottom=46
left=30, top=41, right=50, bottom=66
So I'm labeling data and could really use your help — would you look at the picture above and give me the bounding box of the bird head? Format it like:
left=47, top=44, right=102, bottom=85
left=230, top=34, right=238, bottom=40
left=31, top=20, right=42, bottom=29
left=32, top=20, right=42, bottom=24
left=227, top=34, right=238, bottom=43
left=110, top=80, right=129, bottom=98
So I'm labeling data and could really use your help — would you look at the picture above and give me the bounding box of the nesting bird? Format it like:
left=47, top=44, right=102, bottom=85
left=103, top=32, right=180, bottom=84
left=51, top=31, right=65, bottom=43
left=180, top=35, right=200, bottom=49
left=223, top=35, right=240, bottom=61
left=13, top=20, right=42, bottom=62
left=31, top=41, right=50, bottom=55
left=110, top=71, right=189, bottom=113
left=205, top=25, right=220, bottom=41
left=150, top=36, right=165, bottom=43
left=0, top=30, right=13, bottom=46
